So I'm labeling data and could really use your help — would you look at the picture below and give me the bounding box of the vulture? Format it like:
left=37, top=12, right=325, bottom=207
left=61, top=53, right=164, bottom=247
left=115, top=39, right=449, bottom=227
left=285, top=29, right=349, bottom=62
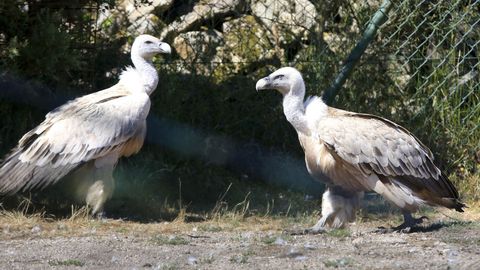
left=0, top=35, right=171, bottom=216
left=256, top=67, right=465, bottom=232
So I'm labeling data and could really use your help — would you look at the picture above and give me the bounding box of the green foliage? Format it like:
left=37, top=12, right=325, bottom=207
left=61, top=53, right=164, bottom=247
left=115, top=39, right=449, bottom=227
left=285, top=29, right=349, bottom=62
left=326, top=228, right=351, bottom=238
left=324, top=257, right=354, bottom=268
left=1, top=5, right=76, bottom=89
left=150, top=235, right=189, bottom=245
left=259, top=234, right=292, bottom=245
left=48, top=259, right=85, bottom=267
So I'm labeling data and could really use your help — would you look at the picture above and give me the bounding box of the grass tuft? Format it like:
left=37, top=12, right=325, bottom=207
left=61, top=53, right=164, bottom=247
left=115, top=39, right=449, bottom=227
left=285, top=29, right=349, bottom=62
left=150, top=235, right=189, bottom=245
left=48, top=259, right=84, bottom=267
left=326, top=228, right=351, bottom=238
left=324, top=257, right=354, bottom=268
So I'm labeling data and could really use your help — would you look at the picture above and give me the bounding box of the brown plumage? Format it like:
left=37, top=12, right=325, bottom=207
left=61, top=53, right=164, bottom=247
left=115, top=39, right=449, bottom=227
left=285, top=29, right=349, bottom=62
left=256, top=67, right=464, bottom=232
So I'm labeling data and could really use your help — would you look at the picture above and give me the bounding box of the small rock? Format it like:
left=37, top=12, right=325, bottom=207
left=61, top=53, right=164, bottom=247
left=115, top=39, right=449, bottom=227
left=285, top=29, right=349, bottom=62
left=352, top=237, right=364, bottom=245
left=31, top=225, right=42, bottom=234
left=187, top=256, right=198, bottom=265
left=441, top=248, right=450, bottom=255
left=447, top=249, right=459, bottom=257
left=111, top=256, right=119, bottom=263
left=448, top=258, right=458, bottom=265
left=295, top=255, right=307, bottom=261
left=274, top=237, right=287, bottom=245
left=304, top=243, right=316, bottom=250
left=283, top=248, right=305, bottom=260
left=241, top=232, right=254, bottom=239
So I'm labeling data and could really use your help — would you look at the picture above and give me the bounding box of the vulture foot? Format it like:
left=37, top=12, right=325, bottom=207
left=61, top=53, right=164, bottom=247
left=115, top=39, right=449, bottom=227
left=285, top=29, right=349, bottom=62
left=392, top=215, right=428, bottom=233
left=375, top=213, right=428, bottom=233
left=94, top=211, right=107, bottom=220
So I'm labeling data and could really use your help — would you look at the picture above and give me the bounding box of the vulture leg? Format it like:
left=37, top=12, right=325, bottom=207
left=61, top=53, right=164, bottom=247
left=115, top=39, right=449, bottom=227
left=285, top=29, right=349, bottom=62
left=85, top=177, right=114, bottom=217
left=304, top=187, right=362, bottom=234
left=85, top=155, right=117, bottom=217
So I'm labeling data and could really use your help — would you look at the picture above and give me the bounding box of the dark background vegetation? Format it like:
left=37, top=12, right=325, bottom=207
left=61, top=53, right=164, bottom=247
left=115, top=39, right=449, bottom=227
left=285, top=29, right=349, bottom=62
left=0, top=0, right=478, bottom=220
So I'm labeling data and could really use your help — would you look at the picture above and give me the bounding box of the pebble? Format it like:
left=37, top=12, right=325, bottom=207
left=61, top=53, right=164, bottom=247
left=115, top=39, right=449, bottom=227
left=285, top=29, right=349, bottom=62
left=284, top=248, right=305, bottom=260
left=31, top=225, right=42, bottom=234
left=187, top=256, right=198, bottom=265
left=241, top=232, right=253, bottom=239
left=304, top=243, right=316, bottom=250
left=274, top=237, right=287, bottom=245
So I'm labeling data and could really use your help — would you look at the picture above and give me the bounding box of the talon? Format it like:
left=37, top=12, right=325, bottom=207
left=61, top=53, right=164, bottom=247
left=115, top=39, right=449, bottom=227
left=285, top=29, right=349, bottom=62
left=304, top=227, right=326, bottom=235
left=398, top=227, right=412, bottom=233
left=374, top=226, right=392, bottom=234
left=285, top=229, right=305, bottom=235
left=375, top=212, right=427, bottom=234
left=95, top=211, right=107, bottom=220
left=419, top=215, right=429, bottom=221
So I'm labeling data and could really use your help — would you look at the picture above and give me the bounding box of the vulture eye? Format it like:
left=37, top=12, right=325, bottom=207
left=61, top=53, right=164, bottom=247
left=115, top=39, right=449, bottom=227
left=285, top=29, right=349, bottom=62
left=145, top=40, right=154, bottom=44
left=273, top=74, right=285, bottom=80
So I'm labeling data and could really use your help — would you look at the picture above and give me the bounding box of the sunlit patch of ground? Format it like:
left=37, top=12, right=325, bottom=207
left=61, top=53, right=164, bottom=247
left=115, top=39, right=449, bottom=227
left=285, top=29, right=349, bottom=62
left=0, top=200, right=479, bottom=269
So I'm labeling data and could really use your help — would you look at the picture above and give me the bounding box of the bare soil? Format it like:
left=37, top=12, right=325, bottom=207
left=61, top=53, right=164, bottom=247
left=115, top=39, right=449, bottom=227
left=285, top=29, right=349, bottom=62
left=1, top=213, right=479, bottom=269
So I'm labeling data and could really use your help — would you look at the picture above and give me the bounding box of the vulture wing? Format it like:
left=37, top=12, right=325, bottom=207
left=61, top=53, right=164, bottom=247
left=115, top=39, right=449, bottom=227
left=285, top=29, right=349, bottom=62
left=315, top=109, right=462, bottom=209
left=0, top=84, right=150, bottom=194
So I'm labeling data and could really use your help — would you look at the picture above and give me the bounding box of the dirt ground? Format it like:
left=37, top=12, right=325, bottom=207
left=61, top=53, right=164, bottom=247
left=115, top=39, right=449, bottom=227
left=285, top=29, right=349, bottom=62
left=1, top=211, right=479, bottom=270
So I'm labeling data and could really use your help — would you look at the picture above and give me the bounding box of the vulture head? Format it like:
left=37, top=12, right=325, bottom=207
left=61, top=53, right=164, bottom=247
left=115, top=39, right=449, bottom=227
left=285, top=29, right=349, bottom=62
left=255, top=67, right=305, bottom=96
left=131, top=34, right=172, bottom=60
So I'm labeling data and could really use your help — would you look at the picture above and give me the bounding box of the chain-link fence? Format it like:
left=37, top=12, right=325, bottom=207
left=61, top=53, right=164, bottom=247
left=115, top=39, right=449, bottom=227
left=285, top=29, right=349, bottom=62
left=382, top=0, right=479, bottom=134
left=376, top=0, right=479, bottom=181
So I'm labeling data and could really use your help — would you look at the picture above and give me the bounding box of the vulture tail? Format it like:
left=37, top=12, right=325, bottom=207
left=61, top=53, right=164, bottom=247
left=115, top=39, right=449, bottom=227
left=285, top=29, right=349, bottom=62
left=391, top=173, right=465, bottom=212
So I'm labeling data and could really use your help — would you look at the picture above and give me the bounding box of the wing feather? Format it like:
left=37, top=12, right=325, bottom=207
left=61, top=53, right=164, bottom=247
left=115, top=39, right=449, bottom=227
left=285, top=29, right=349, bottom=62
left=316, top=110, right=460, bottom=201
left=0, top=84, right=150, bottom=194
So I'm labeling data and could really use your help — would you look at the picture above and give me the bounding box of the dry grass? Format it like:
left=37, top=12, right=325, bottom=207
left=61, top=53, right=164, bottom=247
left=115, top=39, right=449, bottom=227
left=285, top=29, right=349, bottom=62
left=1, top=190, right=479, bottom=241
left=0, top=194, right=315, bottom=240
left=0, top=180, right=480, bottom=242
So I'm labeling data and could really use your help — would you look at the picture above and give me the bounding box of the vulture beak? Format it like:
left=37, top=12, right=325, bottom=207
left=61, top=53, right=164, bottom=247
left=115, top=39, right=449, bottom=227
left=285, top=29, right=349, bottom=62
left=255, top=77, right=271, bottom=91
left=159, top=42, right=172, bottom=54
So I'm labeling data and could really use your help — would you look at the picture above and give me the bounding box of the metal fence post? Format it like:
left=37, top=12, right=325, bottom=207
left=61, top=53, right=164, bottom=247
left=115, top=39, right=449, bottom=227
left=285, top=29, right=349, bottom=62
left=322, top=0, right=394, bottom=105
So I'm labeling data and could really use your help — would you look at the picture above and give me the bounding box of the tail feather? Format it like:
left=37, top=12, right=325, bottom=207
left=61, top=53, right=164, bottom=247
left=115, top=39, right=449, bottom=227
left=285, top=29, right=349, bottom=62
left=390, top=174, right=465, bottom=212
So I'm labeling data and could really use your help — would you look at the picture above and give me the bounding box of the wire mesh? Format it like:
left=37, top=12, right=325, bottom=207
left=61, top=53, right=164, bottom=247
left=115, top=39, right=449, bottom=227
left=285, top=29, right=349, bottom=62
left=381, top=0, right=479, bottom=135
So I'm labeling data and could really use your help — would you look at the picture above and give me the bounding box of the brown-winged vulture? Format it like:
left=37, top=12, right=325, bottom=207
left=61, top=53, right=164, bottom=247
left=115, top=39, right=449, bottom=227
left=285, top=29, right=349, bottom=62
left=256, top=67, right=464, bottom=232
left=0, top=35, right=171, bottom=216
